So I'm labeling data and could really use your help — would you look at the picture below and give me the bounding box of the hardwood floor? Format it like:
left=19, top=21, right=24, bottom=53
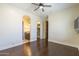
left=0, top=40, right=78, bottom=56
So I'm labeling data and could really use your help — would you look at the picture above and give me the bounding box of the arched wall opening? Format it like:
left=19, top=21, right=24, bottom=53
left=22, top=16, right=31, bottom=42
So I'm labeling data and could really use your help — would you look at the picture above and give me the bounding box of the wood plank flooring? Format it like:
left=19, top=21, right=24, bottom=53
left=0, top=40, right=78, bottom=56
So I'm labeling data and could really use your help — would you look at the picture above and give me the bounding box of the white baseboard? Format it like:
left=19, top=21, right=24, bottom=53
left=0, top=40, right=35, bottom=51
left=48, top=40, right=79, bottom=50
left=1, top=39, right=79, bottom=51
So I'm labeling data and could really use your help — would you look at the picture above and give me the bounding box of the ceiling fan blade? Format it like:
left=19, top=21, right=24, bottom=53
left=42, top=8, right=44, bottom=12
left=43, top=5, right=52, bottom=7
left=32, top=3, right=39, bottom=6
left=34, top=7, right=39, bottom=11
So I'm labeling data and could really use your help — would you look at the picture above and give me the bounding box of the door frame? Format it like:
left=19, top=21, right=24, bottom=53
left=22, top=15, right=31, bottom=42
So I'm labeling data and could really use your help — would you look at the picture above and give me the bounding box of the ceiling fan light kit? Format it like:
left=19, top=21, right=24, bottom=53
left=39, top=6, right=43, bottom=9
left=32, top=3, right=52, bottom=12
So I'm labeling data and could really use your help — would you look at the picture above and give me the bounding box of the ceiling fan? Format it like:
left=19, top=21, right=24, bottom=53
left=32, top=3, right=52, bottom=12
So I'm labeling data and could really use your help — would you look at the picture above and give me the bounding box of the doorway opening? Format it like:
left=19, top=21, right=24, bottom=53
left=43, top=16, right=48, bottom=47
left=22, top=16, right=31, bottom=43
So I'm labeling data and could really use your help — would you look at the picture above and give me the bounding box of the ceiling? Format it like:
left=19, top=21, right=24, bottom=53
left=8, top=3, right=79, bottom=17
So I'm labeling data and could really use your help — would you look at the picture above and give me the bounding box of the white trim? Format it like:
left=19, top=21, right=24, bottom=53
left=48, top=40, right=79, bottom=50
left=1, top=39, right=79, bottom=51
left=0, top=40, right=35, bottom=51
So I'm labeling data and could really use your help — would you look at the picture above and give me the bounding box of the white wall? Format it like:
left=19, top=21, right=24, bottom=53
left=40, top=16, right=44, bottom=39
left=0, top=4, right=38, bottom=50
left=48, top=5, right=79, bottom=43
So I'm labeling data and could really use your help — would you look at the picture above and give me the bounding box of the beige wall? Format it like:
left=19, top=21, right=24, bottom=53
left=48, top=5, right=79, bottom=43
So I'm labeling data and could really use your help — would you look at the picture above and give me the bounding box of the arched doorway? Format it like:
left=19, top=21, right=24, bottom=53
left=22, top=16, right=31, bottom=42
